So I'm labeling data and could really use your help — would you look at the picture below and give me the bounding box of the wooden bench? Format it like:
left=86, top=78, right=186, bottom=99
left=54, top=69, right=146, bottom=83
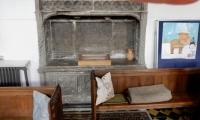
left=0, top=85, right=63, bottom=120
left=91, top=68, right=200, bottom=120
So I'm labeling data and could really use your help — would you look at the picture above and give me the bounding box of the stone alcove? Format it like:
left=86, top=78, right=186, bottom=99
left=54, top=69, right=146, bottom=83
left=35, top=0, right=148, bottom=110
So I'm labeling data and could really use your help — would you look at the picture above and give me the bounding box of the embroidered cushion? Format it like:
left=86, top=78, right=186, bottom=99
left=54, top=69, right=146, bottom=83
left=95, top=72, right=115, bottom=105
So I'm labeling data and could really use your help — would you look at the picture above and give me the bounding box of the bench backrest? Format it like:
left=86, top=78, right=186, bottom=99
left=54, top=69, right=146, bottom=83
left=92, top=68, right=200, bottom=94
left=0, top=86, right=62, bottom=119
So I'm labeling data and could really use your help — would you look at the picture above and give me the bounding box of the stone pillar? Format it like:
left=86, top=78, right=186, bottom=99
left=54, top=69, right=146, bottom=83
left=35, top=0, right=47, bottom=67
left=138, top=3, right=148, bottom=65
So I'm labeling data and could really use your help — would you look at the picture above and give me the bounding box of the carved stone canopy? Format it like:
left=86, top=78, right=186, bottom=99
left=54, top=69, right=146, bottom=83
left=35, top=0, right=148, bottom=68
left=129, top=0, right=197, bottom=4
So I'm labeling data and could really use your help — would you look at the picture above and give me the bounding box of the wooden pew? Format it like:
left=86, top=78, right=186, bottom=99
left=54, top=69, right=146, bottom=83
left=91, top=68, right=200, bottom=120
left=0, top=85, right=63, bottom=120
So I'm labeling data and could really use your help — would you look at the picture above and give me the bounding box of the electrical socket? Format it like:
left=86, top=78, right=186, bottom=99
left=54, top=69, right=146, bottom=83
left=0, top=56, right=4, bottom=60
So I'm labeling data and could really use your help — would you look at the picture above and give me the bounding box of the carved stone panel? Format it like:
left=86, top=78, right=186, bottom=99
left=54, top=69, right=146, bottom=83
left=77, top=75, right=91, bottom=93
left=63, top=1, right=73, bottom=11
left=93, top=1, right=142, bottom=11
left=41, top=0, right=93, bottom=11
left=75, top=22, right=112, bottom=54
left=113, top=22, right=135, bottom=52
left=45, top=18, right=137, bottom=60
left=58, top=75, right=77, bottom=94
left=45, top=72, right=91, bottom=104
left=84, top=75, right=91, bottom=93
left=40, top=0, right=142, bottom=12
left=51, top=21, right=73, bottom=54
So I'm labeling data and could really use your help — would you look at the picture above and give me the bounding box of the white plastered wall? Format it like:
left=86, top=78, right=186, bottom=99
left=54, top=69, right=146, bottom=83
left=0, top=0, right=200, bottom=86
left=0, top=0, right=39, bottom=86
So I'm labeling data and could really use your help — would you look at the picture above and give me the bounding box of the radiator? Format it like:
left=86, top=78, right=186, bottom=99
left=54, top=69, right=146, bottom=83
left=0, top=67, right=21, bottom=86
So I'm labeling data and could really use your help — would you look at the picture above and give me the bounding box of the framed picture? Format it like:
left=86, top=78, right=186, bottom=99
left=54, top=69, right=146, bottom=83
left=155, top=20, right=200, bottom=68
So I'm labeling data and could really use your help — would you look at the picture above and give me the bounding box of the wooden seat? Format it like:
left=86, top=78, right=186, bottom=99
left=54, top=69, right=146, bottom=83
left=91, top=68, right=200, bottom=120
left=97, top=92, right=200, bottom=110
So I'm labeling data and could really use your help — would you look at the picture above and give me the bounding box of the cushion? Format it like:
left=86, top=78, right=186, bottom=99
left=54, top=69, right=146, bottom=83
left=127, top=84, right=172, bottom=104
left=33, top=91, right=50, bottom=120
left=95, top=72, right=115, bottom=105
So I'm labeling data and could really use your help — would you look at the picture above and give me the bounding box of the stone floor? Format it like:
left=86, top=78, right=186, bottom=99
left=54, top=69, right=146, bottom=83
left=148, top=107, right=197, bottom=120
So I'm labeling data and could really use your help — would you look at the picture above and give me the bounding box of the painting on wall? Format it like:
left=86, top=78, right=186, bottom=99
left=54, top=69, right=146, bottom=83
left=155, top=20, right=200, bottom=68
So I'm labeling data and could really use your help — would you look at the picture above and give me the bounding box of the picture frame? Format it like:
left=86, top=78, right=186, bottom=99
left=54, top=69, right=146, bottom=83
left=154, top=20, right=200, bottom=68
